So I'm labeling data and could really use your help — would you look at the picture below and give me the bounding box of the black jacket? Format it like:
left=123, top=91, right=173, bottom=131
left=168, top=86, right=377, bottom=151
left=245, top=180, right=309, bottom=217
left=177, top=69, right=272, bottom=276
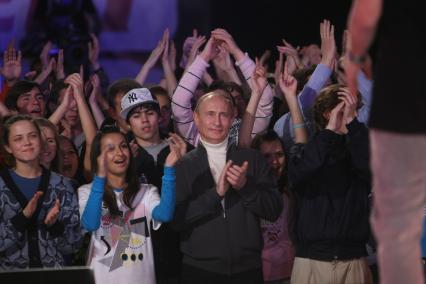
left=133, top=143, right=191, bottom=278
left=288, top=119, right=371, bottom=261
left=173, top=142, right=283, bottom=275
left=135, top=144, right=170, bottom=189
left=134, top=143, right=182, bottom=280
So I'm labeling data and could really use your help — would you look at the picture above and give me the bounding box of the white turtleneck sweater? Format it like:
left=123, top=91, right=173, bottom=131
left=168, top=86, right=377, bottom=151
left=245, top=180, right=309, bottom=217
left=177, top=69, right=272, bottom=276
left=200, top=137, right=228, bottom=184
left=200, top=137, right=228, bottom=212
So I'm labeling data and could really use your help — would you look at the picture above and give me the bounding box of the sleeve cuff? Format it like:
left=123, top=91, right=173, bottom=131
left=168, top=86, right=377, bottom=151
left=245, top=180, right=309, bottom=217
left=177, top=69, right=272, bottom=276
left=235, top=53, right=249, bottom=66
left=11, top=211, right=30, bottom=232
left=46, top=221, right=65, bottom=237
left=235, top=176, right=257, bottom=201
left=163, top=166, right=176, bottom=176
left=347, top=118, right=364, bottom=133
left=193, top=55, right=210, bottom=69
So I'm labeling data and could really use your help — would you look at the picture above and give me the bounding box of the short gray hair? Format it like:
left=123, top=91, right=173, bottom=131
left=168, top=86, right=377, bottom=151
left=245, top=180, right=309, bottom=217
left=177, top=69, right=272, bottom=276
left=194, top=90, right=235, bottom=114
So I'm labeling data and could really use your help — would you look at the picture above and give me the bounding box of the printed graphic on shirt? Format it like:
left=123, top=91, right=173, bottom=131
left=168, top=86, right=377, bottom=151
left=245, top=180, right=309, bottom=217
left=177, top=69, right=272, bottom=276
left=261, top=214, right=284, bottom=244
left=98, top=210, right=149, bottom=272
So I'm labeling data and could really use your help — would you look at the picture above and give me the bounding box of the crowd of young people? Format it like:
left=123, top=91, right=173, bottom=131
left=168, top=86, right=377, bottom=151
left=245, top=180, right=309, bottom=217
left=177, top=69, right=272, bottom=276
left=0, top=12, right=413, bottom=283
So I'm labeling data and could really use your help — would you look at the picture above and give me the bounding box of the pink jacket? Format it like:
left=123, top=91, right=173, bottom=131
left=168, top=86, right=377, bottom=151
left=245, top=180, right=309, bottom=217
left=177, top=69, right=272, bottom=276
left=261, top=194, right=294, bottom=281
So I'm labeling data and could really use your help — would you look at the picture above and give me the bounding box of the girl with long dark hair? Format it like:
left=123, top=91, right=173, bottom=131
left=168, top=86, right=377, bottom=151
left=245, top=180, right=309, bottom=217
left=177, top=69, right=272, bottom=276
left=78, top=127, right=185, bottom=284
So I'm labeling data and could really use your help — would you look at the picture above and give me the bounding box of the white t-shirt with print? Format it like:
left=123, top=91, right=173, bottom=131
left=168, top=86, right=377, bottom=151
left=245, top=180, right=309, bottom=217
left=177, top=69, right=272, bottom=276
left=78, top=183, right=161, bottom=284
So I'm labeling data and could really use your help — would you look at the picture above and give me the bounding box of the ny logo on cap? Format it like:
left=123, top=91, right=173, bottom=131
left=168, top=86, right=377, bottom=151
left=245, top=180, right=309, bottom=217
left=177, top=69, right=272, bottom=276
left=128, top=92, right=138, bottom=103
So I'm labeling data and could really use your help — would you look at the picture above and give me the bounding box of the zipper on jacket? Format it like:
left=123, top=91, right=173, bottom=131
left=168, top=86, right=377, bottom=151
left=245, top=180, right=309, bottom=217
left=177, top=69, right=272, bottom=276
left=224, top=197, right=232, bottom=275
left=222, top=197, right=226, bottom=218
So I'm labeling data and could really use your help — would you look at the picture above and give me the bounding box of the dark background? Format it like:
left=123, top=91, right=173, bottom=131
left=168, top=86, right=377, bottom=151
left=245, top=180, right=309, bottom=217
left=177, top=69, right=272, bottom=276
left=11, top=0, right=354, bottom=82
left=176, top=0, right=352, bottom=60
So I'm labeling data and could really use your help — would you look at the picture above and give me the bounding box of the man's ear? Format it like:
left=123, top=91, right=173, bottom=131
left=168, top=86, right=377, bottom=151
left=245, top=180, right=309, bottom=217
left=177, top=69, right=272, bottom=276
left=193, top=111, right=200, bottom=124
left=194, top=111, right=200, bottom=128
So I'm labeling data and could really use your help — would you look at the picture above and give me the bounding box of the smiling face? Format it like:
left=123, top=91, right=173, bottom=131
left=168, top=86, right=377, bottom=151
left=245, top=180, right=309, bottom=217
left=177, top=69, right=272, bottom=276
left=194, top=92, right=234, bottom=144
left=16, top=87, right=45, bottom=118
left=5, top=120, right=41, bottom=164
left=39, top=126, right=58, bottom=168
left=101, top=132, right=130, bottom=177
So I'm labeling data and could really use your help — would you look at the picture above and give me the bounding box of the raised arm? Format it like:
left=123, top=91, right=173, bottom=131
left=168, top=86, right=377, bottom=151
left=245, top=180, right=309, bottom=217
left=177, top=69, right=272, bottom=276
left=298, top=19, right=336, bottom=110
left=80, top=148, right=108, bottom=231
left=212, top=29, right=274, bottom=135
left=340, top=29, right=373, bottom=124
left=279, top=61, right=308, bottom=144
left=33, top=41, right=55, bottom=84
left=135, top=31, right=166, bottom=85
left=0, top=42, right=22, bottom=88
left=180, top=29, right=200, bottom=70
left=161, top=29, right=178, bottom=97
left=236, top=53, right=274, bottom=136
left=88, top=74, right=105, bottom=128
left=273, top=20, right=336, bottom=143
left=55, top=49, right=65, bottom=80
left=151, top=133, right=186, bottom=222
left=276, top=39, right=303, bottom=74
left=39, top=41, right=52, bottom=70
left=171, top=37, right=216, bottom=145
left=273, top=52, right=285, bottom=100
left=356, top=70, right=373, bottom=124
left=238, top=59, right=268, bottom=148
left=65, top=73, right=97, bottom=178
left=338, top=88, right=370, bottom=180
left=212, top=45, right=242, bottom=85
left=346, top=0, right=383, bottom=98
left=48, top=85, right=72, bottom=125
left=33, top=58, right=55, bottom=85
left=184, top=32, right=206, bottom=70
left=288, top=102, right=345, bottom=187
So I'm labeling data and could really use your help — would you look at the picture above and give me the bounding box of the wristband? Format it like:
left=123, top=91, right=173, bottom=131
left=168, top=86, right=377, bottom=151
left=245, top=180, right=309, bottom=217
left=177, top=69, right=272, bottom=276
left=293, top=123, right=305, bottom=129
left=348, top=52, right=367, bottom=65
